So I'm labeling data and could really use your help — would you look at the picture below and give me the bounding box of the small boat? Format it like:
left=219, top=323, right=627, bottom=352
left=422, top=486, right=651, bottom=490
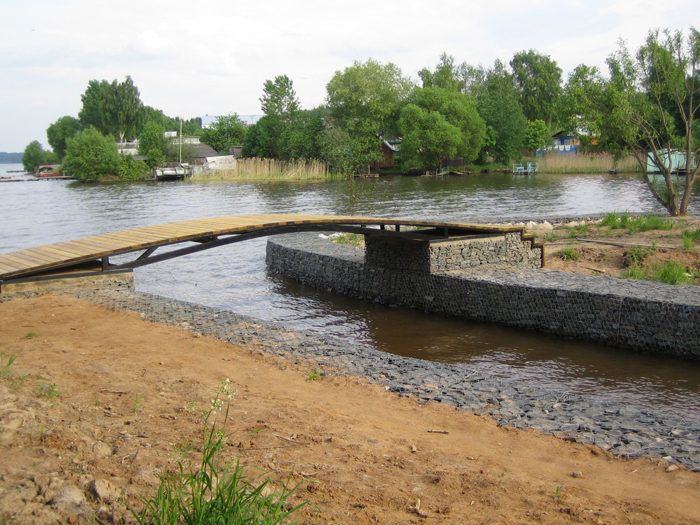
left=154, top=164, right=193, bottom=181
left=35, top=164, right=62, bottom=178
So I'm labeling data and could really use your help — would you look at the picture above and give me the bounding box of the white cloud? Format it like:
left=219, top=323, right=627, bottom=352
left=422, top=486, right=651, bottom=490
left=1, top=0, right=698, bottom=152
left=129, top=31, right=177, bottom=59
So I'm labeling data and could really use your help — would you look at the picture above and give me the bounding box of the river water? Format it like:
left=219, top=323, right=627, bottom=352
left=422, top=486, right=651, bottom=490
left=2, top=162, right=700, bottom=420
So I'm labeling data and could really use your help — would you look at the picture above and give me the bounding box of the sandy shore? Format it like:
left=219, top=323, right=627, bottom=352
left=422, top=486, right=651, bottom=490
left=1, top=291, right=700, bottom=524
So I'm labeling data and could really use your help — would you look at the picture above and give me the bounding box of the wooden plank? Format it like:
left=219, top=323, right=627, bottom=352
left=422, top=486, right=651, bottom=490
left=0, top=253, right=48, bottom=270
left=16, top=249, right=65, bottom=264
left=94, top=230, right=167, bottom=243
left=54, top=240, right=118, bottom=254
left=6, top=250, right=59, bottom=265
left=31, top=245, right=92, bottom=260
left=91, top=232, right=165, bottom=247
left=0, top=259, right=25, bottom=272
left=60, top=236, right=125, bottom=250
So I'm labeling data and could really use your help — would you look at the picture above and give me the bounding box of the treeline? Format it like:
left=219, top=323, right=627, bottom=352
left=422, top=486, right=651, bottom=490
left=21, top=76, right=202, bottom=180
left=231, top=28, right=699, bottom=215
left=19, top=27, right=699, bottom=217
left=0, top=152, right=22, bottom=164
left=227, top=54, right=561, bottom=175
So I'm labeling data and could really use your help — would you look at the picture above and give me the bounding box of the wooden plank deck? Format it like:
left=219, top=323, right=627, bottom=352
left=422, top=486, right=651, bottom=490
left=0, top=213, right=534, bottom=283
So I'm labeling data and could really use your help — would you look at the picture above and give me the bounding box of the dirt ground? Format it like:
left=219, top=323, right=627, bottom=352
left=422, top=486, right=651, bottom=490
left=1, top=293, right=700, bottom=524
left=543, top=217, right=700, bottom=279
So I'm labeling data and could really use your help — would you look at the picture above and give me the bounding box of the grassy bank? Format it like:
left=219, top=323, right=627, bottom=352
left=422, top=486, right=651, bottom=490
left=536, top=153, right=642, bottom=174
left=191, top=158, right=348, bottom=181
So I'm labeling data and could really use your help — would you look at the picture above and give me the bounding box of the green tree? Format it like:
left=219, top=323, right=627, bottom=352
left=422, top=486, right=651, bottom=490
left=418, top=53, right=465, bottom=93
left=279, top=107, right=326, bottom=160
left=510, top=50, right=563, bottom=126
left=318, top=127, right=355, bottom=174
left=251, top=75, right=302, bottom=158
left=200, top=114, right=247, bottom=154
left=476, top=60, right=528, bottom=163
left=62, top=128, right=120, bottom=182
left=572, top=29, right=700, bottom=216
left=241, top=119, right=274, bottom=158
left=144, top=106, right=201, bottom=135
left=138, top=121, right=170, bottom=169
left=326, top=59, right=414, bottom=173
left=46, top=116, right=81, bottom=160
left=78, top=76, right=145, bottom=142
left=523, top=120, right=551, bottom=151
left=22, top=141, right=56, bottom=172
left=399, top=87, right=485, bottom=169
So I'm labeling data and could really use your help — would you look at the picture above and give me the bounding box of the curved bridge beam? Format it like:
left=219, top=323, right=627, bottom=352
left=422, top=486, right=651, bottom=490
left=0, top=214, right=540, bottom=288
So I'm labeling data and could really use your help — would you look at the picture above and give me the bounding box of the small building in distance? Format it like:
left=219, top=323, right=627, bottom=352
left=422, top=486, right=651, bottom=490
left=536, top=132, right=583, bottom=157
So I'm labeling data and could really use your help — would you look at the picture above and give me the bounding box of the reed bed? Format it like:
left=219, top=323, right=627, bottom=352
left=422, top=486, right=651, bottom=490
left=192, top=158, right=345, bottom=181
left=537, top=153, right=642, bottom=174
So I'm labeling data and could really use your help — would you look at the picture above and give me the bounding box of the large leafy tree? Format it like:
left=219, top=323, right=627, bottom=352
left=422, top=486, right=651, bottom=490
left=418, top=53, right=465, bottom=93
left=399, top=87, right=485, bottom=169
left=200, top=114, right=247, bottom=154
left=249, top=75, right=302, bottom=158
left=78, top=76, right=145, bottom=142
left=326, top=59, right=414, bottom=173
left=572, top=28, right=700, bottom=216
left=22, top=141, right=55, bottom=172
left=46, top=116, right=81, bottom=160
left=510, top=50, right=563, bottom=126
left=279, top=107, right=326, bottom=160
left=475, top=60, right=527, bottom=163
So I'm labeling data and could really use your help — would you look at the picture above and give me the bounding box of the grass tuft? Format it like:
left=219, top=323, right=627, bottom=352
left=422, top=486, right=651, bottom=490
left=624, top=261, right=694, bottom=285
left=559, top=247, right=580, bottom=261
left=130, top=379, right=306, bottom=525
left=0, top=352, right=17, bottom=379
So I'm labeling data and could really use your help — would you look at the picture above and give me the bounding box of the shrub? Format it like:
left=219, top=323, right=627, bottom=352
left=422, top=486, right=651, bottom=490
left=117, top=154, right=150, bottom=181
left=62, top=127, right=120, bottom=181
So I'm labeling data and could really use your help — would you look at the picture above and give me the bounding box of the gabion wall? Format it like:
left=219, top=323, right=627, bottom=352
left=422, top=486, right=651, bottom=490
left=266, top=233, right=700, bottom=359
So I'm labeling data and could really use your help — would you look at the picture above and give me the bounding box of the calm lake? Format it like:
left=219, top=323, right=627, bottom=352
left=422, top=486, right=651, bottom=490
left=2, top=163, right=700, bottom=420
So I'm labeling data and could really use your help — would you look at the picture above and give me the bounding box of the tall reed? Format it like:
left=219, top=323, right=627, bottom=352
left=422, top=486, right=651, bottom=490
left=192, top=158, right=346, bottom=181
left=537, top=153, right=642, bottom=174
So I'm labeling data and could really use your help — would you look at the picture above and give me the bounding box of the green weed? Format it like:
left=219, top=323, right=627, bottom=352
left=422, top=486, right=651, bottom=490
left=0, top=352, right=17, bottom=379
left=306, top=370, right=326, bottom=383
left=624, top=261, right=693, bottom=285
left=624, top=245, right=655, bottom=267
left=559, top=247, right=580, bottom=261
left=657, top=261, right=693, bottom=285
left=553, top=485, right=563, bottom=502
left=36, top=382, right=59, bottom=400
left=682, top=230, right=694, bottom=250
left=628, top=215, right=673, bottom=233
left=600, top=213, right=672, bottom=233
left=132, top=392, right=144, bottom=413
left=24, top=331, right=39, bottom=339
left=130, top=379, right=305, bottom=525
left=333, top=233, right=363, bottom=248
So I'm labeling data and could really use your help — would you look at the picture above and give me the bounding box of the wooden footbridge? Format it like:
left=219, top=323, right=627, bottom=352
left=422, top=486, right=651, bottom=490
left=0, top=213, right=540, bottom=291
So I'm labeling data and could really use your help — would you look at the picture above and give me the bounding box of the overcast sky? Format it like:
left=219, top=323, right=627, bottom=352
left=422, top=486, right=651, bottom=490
left=1, top=0, right=698, bottom=153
